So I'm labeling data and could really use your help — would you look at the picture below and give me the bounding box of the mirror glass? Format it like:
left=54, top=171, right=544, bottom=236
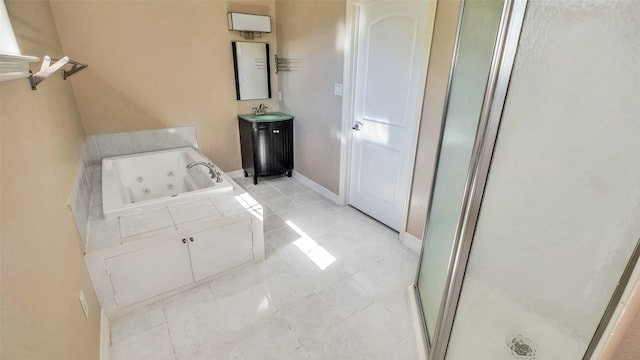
left=232, top=41, right=271, bottom=100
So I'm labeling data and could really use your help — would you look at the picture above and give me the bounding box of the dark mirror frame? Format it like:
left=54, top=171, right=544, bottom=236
left=231, top=42, right=271, bottom=101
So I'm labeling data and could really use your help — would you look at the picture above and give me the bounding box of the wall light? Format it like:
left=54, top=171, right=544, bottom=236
left=228, top=12, right=271, bottom=40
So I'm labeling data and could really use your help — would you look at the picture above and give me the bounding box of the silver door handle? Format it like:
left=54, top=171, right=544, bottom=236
left=352, top=121, right=363, bottom=131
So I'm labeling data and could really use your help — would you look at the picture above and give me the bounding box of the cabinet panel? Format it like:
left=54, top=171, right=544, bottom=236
left=106, top=239, right=193, bottom=308
left=254, top=125, right=272, bottom=174
left=189, top=219, right=254, bottom=281
left=239, top=119, right=256, bottom=177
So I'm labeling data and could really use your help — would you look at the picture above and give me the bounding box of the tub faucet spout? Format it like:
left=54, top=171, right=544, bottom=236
left=187, top=161, right=222, bottom=183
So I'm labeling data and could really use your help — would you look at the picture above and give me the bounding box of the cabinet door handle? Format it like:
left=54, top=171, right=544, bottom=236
left=181, top=238, right=187, bottom=244
left=189, top=237, right=194, bottom=242
left=273, top=129, right=280, bottom=134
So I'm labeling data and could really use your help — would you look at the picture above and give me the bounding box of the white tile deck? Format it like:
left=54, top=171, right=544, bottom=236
left=109, top=175, right=420, bottom=360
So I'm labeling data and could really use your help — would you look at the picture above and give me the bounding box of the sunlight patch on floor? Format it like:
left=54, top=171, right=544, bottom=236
left=286, top=220, right=336, bottom=270
left=234, top=193, right=263, bottom=221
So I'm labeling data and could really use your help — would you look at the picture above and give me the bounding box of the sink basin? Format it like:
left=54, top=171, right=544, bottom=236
left=239, top=112, right=294, bottom=122
left=254, top=114, right=286, bottom=120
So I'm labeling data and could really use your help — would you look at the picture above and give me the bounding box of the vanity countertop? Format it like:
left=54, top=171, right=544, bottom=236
left=238, top=112, right=294, bottom=122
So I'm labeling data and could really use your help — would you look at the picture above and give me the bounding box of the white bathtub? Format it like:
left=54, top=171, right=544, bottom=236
left=102, top=147, right=233, bottom=218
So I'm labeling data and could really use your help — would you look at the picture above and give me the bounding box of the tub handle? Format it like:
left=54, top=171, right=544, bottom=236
left=181, top=238, right=187, bottom=244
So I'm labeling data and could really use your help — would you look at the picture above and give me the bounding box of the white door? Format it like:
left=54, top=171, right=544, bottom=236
left=348, top=0, right=432, bottom=231
left=188, top=219, right=254, bottom=281
left=106, top=238, right=193, bottom=308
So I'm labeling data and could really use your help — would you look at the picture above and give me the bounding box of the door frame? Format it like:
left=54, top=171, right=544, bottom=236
left=338, top=0, right=437, bottom=238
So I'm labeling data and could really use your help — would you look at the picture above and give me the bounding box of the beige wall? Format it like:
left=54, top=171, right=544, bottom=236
left=275, top=0, right=458, bottom=224
left=275, top=0, right=345, bottom=194
left=48, top=0, right=279, bottom=172
left=405, top=0, right=461, bottom=238
left=0, top=1, right=100, bottom=359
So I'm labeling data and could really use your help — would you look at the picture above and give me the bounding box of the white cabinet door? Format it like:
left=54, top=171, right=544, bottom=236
left=106, top=238, right=193, bottom=308
left=188, top=219, right=254, bottom=281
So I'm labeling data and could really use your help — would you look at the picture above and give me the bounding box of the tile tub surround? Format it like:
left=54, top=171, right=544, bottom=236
left=71, top=127, right=199, bottom=251
left=82, top=127, right=199, bottom=166
left=86, top=172, right=260, bottom=252
left=85, top=171, right=265, bottom=314
left=70, top=157, right=92, bottom=249
left=109, top=176, right=420, bottom=360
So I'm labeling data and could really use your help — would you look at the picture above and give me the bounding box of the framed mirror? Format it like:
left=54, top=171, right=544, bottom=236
left=231, top=41, right=271, bottom=100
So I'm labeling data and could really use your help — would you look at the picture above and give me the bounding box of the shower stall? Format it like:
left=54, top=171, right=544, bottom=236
left=413, top=0, right=640, bottom=358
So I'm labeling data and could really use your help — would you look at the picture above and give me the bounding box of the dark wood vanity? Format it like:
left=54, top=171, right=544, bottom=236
left=238, top=112, right=294, bottom=185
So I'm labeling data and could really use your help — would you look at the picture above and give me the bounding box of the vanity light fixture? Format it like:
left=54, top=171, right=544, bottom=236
left=228, top=12, right=271, bottom=40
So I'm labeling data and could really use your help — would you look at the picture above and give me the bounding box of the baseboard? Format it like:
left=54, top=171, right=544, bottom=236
left=225, top=169, right=245, bottom=178
left=225, top=168, right=340, bottom=204
left=291, top=170, right=340, bottom=204
left=408, top=285, right=429, bottom=360
left=403, top=232, right=423, bottom=254
left=100, top=308, right=110, bottom=360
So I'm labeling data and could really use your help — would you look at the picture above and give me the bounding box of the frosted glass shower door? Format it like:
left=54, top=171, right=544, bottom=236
left=415, top=0, right=505, bottom=344
left=446, top=0, right=640, bottom=359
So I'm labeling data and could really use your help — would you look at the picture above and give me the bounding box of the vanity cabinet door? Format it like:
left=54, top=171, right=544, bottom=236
left=106, top=238, right=193, bottom=308
left=265, top=121, right=293, bottom=175
left=188, top=219, right=254, bottom=281
left=253, top=121, right=293, bottom=176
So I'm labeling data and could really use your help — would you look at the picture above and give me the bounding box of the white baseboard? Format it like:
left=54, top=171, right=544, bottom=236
left=408, top=285, right=429, bottom=360
left=225, top=169, right=245, bottom=178
left=226, top=168, right=340, bottom=204
left=291, top=170, right=340, bottom=204
left=100, top=308, right=110, bottom=360
left=403, top=232, right=423, bottom=254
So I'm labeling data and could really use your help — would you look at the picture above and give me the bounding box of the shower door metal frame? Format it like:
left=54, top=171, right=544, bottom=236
left=413, top=0, right=529, bottom=358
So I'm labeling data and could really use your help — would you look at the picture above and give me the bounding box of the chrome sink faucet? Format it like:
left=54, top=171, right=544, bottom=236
left=252, top=103, right=268, bottom=115
left=186, top=161, right=222, bottom=183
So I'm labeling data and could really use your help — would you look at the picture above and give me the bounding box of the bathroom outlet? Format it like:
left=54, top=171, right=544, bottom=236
left=278, top=91, right=282, bottom=101
left=79, top=290, right=89, bottom=318
left=334, top=83, right=343, bottom=96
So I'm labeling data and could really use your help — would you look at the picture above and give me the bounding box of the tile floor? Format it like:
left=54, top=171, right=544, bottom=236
left=110, top=175, right=421, bottom=360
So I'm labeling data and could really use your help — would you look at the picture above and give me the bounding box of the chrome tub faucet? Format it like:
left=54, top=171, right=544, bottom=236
left=186, top=161, right=222, bottom=183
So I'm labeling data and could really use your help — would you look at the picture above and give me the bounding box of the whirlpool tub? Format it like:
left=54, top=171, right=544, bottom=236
left=102, top=147, right=234, bottom=218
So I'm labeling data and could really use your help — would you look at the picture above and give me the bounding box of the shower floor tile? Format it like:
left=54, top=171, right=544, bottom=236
left=109, top=175, right=420, bottom=360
